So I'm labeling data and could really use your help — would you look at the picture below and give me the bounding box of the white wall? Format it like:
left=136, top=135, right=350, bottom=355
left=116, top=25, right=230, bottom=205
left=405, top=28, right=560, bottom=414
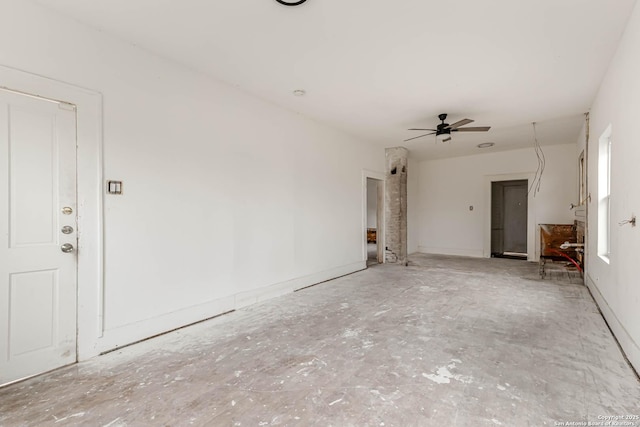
left=366, top=178, right=377, bottom=229
left=415, top=144, right=577, bottom=259
left=0, top=0, right=384, bottom=358
left=585, top=0, right=640, bottom=373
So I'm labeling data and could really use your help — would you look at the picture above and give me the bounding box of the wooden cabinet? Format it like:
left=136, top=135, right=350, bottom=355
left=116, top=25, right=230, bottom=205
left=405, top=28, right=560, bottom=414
left=539, top=223, right=583, bottom=279
left=367, top=228, right=377, bottom=243
left=540, top=224, right=576, bottom=257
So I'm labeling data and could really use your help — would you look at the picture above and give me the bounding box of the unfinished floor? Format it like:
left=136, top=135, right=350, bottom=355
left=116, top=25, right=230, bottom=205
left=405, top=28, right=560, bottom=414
left=1, top=254, right=639, bottom=426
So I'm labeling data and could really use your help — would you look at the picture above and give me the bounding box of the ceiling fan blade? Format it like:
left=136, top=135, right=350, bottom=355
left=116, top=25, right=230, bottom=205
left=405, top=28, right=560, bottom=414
left=404, top=132, right=435, bottom=142
left=447, top=119, right=474, bottom=129
left=453, top=126, right=491, bottom=132
left=442, top=137, right=452, bottom=142
left=408, top=128, right=437, bottom=131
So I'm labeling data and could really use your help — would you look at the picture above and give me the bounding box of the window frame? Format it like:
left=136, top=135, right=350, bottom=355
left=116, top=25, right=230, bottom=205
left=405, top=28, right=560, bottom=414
left=597, top=125, right=612, bottom=262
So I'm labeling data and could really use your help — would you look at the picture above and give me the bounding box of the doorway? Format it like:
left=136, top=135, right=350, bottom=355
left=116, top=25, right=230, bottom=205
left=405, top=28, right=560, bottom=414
left=0, top=88, right=78, bottom=385
left=366, top=177, right=384, bottom=266
left=491, top=180, right=528, bottom=258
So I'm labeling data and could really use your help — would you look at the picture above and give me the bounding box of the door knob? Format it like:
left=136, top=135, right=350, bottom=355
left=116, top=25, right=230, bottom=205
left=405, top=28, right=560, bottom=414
left=61, top=207, right=73, bottom=215
left=61, top=226, right=74, bottom=234
left=61, top=243, right=74, bottom=253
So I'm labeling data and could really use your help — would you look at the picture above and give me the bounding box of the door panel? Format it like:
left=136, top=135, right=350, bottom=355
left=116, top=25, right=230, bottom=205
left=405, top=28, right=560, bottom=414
left=0, top=89, right=77, bottom=385
left=10, top=107, right=58, bottom=247
left=490, top=182, right=504, bottom=254
left=503, top=184, right=528, bottom=253
left=10, top=270, right=58, bottom=356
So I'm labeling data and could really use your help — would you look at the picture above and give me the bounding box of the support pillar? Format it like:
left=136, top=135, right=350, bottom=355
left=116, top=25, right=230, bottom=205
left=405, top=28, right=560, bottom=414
left=385, top=147, right=408, bottom=265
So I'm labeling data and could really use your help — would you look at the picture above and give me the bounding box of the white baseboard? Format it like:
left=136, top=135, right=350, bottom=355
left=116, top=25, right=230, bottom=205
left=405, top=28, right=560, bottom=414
left=586, top=273, right=640, bottom=375
left=92, top=295, right=236, bottom=357
left=235, top=261, right=366, bottom=308
left=88, top=261, right=366, bottom=359
left=418, top=246, right=484, bottom=258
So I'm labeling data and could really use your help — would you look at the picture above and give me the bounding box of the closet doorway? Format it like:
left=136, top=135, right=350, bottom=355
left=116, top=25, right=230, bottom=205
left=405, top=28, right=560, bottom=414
left=366, top=177, right=384, bottom=266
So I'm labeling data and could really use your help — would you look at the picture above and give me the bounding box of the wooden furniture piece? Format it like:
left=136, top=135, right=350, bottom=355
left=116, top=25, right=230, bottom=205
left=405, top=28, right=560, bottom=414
left=539, top=223, right=582, bottom=279
left=367, top=228, right=377, bottom=243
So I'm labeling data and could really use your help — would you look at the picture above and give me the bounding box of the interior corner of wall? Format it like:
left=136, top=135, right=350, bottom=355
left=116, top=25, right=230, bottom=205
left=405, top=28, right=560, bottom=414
left=585, top=273, right=640, bottom=375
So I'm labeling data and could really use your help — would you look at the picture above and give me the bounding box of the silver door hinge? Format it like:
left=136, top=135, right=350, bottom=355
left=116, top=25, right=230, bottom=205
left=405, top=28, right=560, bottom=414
left=58, top=102, right=76, bottom=111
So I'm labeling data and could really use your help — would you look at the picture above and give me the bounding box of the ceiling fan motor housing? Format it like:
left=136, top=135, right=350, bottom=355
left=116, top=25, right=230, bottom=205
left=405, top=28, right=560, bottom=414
left=436, top=113, right=449, bottom=137
left=436, top=115, right=450, bottom=137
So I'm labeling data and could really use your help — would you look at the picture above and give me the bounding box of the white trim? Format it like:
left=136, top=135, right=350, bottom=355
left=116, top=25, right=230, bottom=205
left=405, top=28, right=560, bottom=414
left=96, top=260, right=366, bottom=353
left=597, top=124, right=613, bottom=260
left=362, top=169, right=385, bottom=264
left=483, top=172, right=536, bottom=260
left=240, top=260, right=365, bottom=305
left=0, top=65, right=104, bottom=361
left=97, top=296, right=235, bottom=353
left=418, top=246, right=483, bottom=258
left=586, top=273, right=640, bottom=374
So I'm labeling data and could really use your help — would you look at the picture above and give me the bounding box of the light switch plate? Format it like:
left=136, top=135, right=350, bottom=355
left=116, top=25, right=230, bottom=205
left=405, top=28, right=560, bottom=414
left=107, top=180, right=123, bottom=195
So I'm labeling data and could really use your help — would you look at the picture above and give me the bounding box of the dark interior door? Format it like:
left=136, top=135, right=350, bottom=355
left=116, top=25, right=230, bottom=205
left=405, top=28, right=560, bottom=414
left=491, top=180, right=528, bottom=256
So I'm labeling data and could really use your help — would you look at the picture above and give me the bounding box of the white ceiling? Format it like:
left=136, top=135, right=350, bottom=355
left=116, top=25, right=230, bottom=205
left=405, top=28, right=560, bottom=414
left=33, top=0, right=637, bottom=159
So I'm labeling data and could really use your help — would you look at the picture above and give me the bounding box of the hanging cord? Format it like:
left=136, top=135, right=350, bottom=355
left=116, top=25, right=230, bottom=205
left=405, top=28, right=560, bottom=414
left=547, top=248, right=583, bottom=273
left=618, top=215, right=637, bottom=227
left=528, top=122, right=546, bottom=196
left=537, top=123, right=546, bottom=194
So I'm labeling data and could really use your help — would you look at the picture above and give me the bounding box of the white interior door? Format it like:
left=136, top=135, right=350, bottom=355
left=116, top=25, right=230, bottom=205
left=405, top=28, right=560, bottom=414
left=0, top=88, right=77, bottom=386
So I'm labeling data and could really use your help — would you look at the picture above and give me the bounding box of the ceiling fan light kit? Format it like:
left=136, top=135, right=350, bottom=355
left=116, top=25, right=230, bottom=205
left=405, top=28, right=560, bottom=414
left=436, top=130, right=451, bottom=142
left=405, top=113, right=491, bottom=143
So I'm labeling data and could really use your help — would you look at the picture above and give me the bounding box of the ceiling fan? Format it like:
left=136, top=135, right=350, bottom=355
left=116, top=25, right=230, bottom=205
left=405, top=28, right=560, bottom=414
left=404, top=113, right=491, bottom=142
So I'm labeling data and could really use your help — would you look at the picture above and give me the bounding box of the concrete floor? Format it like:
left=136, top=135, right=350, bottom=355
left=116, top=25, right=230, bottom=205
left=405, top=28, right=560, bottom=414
left=367, top=243, right=377, bottom=266
left=1, top=254, right=639, bottom=426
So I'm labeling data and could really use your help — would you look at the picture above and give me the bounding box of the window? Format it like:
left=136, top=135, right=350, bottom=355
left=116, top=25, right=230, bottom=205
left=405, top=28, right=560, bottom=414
left=598, top=125, right=612, bottom=261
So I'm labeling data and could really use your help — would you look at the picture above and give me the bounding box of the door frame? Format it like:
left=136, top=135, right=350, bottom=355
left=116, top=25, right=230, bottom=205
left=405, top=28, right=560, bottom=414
left=362, top=170, right=385, bottom=264
left=483, top=172, right=536, bottom=260
left=0, top=65, right=104, bottom=361
left=491, top=179, right=529, bottom=257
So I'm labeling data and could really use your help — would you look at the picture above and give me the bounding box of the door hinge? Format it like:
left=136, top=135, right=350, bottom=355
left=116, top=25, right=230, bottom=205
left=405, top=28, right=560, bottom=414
left=58, top=102, right=76, bottom=111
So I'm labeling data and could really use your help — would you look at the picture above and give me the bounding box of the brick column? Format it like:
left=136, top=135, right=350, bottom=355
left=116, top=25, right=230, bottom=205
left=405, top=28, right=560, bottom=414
left=385, top=147, right=408, bottom=265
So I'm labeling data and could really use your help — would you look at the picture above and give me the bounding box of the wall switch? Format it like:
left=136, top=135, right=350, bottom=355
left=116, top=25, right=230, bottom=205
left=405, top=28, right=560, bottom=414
left=107, top=180, right=123, bottom=195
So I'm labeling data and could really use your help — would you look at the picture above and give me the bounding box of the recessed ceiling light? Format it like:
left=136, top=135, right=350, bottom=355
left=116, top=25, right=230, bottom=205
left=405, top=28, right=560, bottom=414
left=477, top=142, right=495, bottom=149
left=293, top=89, right=306, bottom=97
